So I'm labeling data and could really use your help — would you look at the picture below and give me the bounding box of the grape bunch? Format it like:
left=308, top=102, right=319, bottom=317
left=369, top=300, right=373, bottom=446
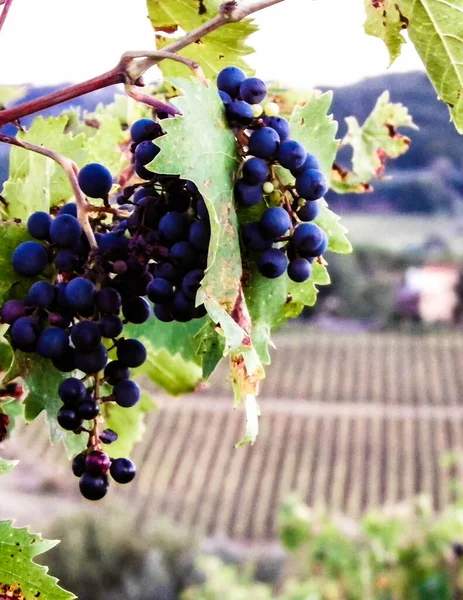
left=217, top=66, right=329, bottom=283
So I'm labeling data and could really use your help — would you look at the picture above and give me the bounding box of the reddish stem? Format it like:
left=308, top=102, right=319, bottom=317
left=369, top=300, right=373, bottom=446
left=0, top=0, right=13, bottom=33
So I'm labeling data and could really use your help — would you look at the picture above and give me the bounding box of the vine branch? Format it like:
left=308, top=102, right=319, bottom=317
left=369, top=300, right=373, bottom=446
left=0, top=0, right=13, bottom=33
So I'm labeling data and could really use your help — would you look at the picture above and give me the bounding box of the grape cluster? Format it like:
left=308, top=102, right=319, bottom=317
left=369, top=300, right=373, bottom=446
left=1, top=115, right=212, bottom=499
left=218, top=66, right=329, bottom=283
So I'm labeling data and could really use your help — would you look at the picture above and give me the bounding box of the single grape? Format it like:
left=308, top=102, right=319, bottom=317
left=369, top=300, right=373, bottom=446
left=217, top=66, right=246, bottom=98
left=258, top=248, right=288, bottom=279
left=297, top=200, right=320, bottom=222
left=134, top=160, right=154, bottom=180
left=65, top=277, right=96, bottom=312
left=116, top=339, right=147, bottom=368
left=12, top=241, right=48, bottom=277
left=59, top=202, right=78, bottom=217
left=146, top=278, right=174, bottom=304
left=96, top=287, right=122, bottom=314
left=130, top=119, right=162, bottom=144
left=219, top=90, right=232, bottom=106
left=78, top=163, right=113, bottom=198
left=36, top=327, right=69, bottom=359
left=11, top=316, right=40, bottom=351
left=110, top=457, right=136, bottom=484
left=71, top=321, right=101, bottom=351
left=287, top=258, right=312, bottom=283
left=241, top=223, right=273, bottom=252
left=77, top=397, right=100, bottom=420
left=85, top=450, right=111, bottom=476
left=264, top=102, right=280, bottom=117
left=72, top=452, right=86, bottom=477
left=158, top=212, right=188, bottom=244
left=79, top=472, right=109, bottom=501
left=49, top=214, right=82, bottom=248
left=135, top=140, right=160, bottom=165
left=1, top=300, right=25, bottom=325
left=239, top=77, right=267, bottom=104
left=248, top=127, right=280, bottom=159
left=251, top=104, right=263, bottom=118
left=104, top=361, right=130, bottom=386
left=293, top=223, right=325, bottom=254
left=27, top=211, right=52, bottom=240
left=113, top=379, right=140, bottom=408
left=55, top=249, right=78, bottom=272
left=112, top=260, right=128, bottom=275
left=234, top=180, right=263, bottom=207
left=26, top=281, right=55, bottom=309
left=52, top=347, right=76, bottom=372
left=57, top=406, right=82, bottom=431
left=227, top=100, right=254, bottom=125
left=170, top=290, right=195, bottom=322
left=98, top=232, right=129, bottom=261
left=154, top=304, right=173, bottom=322
left=99, top=315, right=123, bottom=339
left=263, top=116, right=290, bottom=142
left=295, top=169, right=328, bottom=201
left=58, top=377, right=87, bottom=405
left=277, top=140, right=307, bottom=171
left=154, top=262, right=181, bottom=283
left=182, top=269, right=204, bottom=299
left=306, top=230, right=328, bottom=257
left=75, top=343, right=108, bottom=374
left=291, top=153, right=321, bottom=176
left=122, top=296, right=150, bottom=324
left=99, top=429, right=118, bottom=445
left=260, top=206, right=291, bottom=237
left=242, top=157, right=270, bottom=185
left=263, top=182, right=274, bottom=194
left=189, top=221, right=210, bottom=251
left=169, top=241, right=198, bottom=270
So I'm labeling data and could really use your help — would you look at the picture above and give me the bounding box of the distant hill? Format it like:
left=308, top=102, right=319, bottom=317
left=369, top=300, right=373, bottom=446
left=1, top=73, right=463, bottom=214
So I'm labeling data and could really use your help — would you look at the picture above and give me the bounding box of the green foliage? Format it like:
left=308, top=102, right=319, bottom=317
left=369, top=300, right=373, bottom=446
left=147, top=0, right=257, bottom=80
left=0, top=457, right=18, bottom=475
left=364, top=0, right=463, bottom=133
left=0, top=221, right=32, bottom=306
left=0, top=521, right=75, bottom=600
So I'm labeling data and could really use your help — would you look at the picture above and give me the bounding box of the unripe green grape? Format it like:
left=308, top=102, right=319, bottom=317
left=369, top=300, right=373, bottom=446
left=264, top=102, right=280, bottom=117
left=251, top=104, right=263, bottom=118
left=269, top=190, right=282, bottom=203
left=263, top=181, right=274, bottom=194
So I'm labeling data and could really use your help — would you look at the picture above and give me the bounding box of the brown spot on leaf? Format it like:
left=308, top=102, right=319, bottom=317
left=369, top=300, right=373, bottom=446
left=395, top=3, right=409, bottom=26
left=197, top=0, right=207, bottom=15
left=0, top=583, right=25, bottom=599
left=195, top=39, right=204, bottom=45
left=155, top=25, right=178, bottom=35
left=331, top=164, right=373, bottom=193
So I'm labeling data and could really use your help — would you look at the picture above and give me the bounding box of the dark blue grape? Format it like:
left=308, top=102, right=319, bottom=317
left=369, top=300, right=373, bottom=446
left=242, top=157, right=270, bottom=185
left=122, top=296, right=150, bottom=324
left=260, top=206, right=291, bottom=237
left=49, top=214, right=82, bottom=248
left=98, top=232, right=129, bottom=261
left=158, top=212, right=188, bottom=244
left=194, top=304, right=207, bottom=319
left=78, top=163, right=113, bottom=198
left=58, top=377, right=86, bottom=405
left=116, top=339, right=147, bottom=368
left=147, top=278, right=174, bottom=304
left=113, top=380, right=140, bottom=408
left=182, top=269, right=204, bottom=299
left=71, top=321, right=101, bottom=351
left=305, top=230, right=328, bottom=257
left=227, top=100, right=254, bottom=125
left=11, top=316, right=40, bottom=351
left=293, top=223, right=324, bottom=254
left=52, top=347, right=76, bottom=372
left=277, top=140, right=307, bottom=171
left=59, top=202, right=78, bottom=217
left=27, top=211, right=51, bottom=240
left=75, top=343, right=108, bottom=374
left=12, top=241, right=48, bottom=277
left=130, top=119, right=162, bottom=144
left=55, top=249, right=78, bottom=272
left=96, top=287, right=122, bottom=314
left=239, top=77, right=267, bottom=104
left=241, top=223, right=273, bottom=252
left=57, top=406, right=82, bottom=431
left=287, top=258, right=312, bottom=283
left=48, top=312, right=72, bottom=329
left=170, top=290, right=195, bottom=322
left=99, top=315, right=123, bottom=339
left=297, top=200, right=320, bottom=222
left=134, top=160, right=154, bottom=180
left=110, top=457, right=136, bottom=484
left=196, top=198, right=209, bottom=220
left=188, top=221, right=210, bottom=251
left=77, top=398, right=100, bottom=420
left=1, top=300, right=25, bottom=324
left=104, top=361, right=129, bottom=386
left=99, top=429, right=118, bottom=445
left=65, top=277, right=96, bottom=312
left=219, top=90, right=232, bottom=106
left=295, top=168, right=328, bottom=201
left=263, top=116, right=290, bottom=143
left=133, top=187, right=150, bottom=203
left=155, top=262, right=181, bottom=283
left=72, top=453, right=86, bottom=477
left=234, top=180, right=263, bottom=207
left=135, top=140, right=160, bottom=165
left=217, top=66, right=246, bottom=98
left=79, top=472, right=109, bottom=501
left=258, top=248, right=288, bottom=279
left=291, top=153, right=321, bottom=176
left=248, top=127, right=280, bottom=159
left=36, top=327, right=69, bottom=359
left=154, top=304, right=173, bottom=322
left=169, top=241, right=198, bottom=270
left=26, top=281, right=55, bottom=308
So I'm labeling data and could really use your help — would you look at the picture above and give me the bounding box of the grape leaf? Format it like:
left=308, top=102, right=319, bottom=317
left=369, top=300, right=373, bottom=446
left=364, top=0, right=407, bottom=65
left=3, top=352, right=86, bottom=457
left=2, top=116, right=88, bottom=220
left=102, top=391, right=156, bottom=459
left=0, top=521, right=75, bottom=600
left=364, top=0, right=463, bottom=133
left=147, top=0, right=257, bottom=79
left=0, top=85, right=26, bottom=108
left=0, top=221, right=33, bottom=306
left=0, top=457, right=18, bottom=475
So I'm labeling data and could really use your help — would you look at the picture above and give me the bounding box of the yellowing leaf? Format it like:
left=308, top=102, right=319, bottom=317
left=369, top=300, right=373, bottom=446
left=364, top=0, right=407, bottom=65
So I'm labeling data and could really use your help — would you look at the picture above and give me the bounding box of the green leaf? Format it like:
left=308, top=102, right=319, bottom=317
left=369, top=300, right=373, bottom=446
left=316, top=200, right=352, bottom=254
left=0, top=221, right=34, bottom=306
left=0, top=521, right=75, bottom=600
left=3, top=352, right=86, bottom=457
left=147, top=0, right=257, bottom=80
left=364, top=0, right=407, bottom=65
left=0, top=457, right=18, bottom=476
left=102, top=391, right=156, bottom=459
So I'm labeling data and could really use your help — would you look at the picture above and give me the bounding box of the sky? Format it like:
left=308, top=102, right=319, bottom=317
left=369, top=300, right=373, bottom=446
left=0, top=0, right=424, bottom=88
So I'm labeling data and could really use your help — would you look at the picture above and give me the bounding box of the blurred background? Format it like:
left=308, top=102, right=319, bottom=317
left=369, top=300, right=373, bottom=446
left=3, top=1, right=463, bottom=598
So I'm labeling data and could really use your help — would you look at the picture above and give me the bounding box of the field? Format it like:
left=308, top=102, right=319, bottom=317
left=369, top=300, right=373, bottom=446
left=3, top=328, right=463, bottom=542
